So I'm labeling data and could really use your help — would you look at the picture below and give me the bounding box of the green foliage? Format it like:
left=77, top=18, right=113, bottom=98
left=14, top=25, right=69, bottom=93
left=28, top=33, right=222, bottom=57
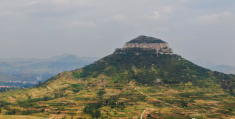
left=0, top=100, right=11, bottom=107
left=17, top=96, right=53, bottom=108
left=21, top=109, right=40, bottom=115
left=97, top=89, right=106, bottom=96
left=72, top=72, right=83, bottom=79
left=128, top=36, right=165, bottom=43
left=71, top=84, right=83, bottom=90
left=74, top=53, right=229, bottom=87
left=71, top=84, right=83, bottom=93
left=216, top=109, right=230, bottom=114
left=180, top=100, right=188, bottom=107
left=83, top=102, right=102, bottom=118
left=206, top=114, right=221, bottom=118
left=179, top=92, right=204, bottom=98
left=5, top=109, right=17, bottom=115
left=54, top=91, right=64, bottom=98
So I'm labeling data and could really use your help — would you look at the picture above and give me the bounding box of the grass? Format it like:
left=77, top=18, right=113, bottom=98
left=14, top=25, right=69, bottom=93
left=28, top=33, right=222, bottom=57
left=0, top=115, right=46, bottom=119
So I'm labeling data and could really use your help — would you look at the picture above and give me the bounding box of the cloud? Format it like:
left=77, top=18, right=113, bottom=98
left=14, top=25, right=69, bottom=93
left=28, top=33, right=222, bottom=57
left=0, top=0, right=235, bottom=65
left=177, top=0, right=192, bottom=2
left=27, top=10, right=74, bottom=18
left=190, top=12, right=235, bottom=25
left=103, top=15, right=127, bottom=23
left=140, top=11, right=171, bottom=22
left=0, top=11, right=21, bottom=22
left=163, top=6, right=173, bottom=14
left=156, top=27, right=170, bottom=32
left=59, top=21, right=97, bottom=28
left=25, top=1, right=39, bottom=6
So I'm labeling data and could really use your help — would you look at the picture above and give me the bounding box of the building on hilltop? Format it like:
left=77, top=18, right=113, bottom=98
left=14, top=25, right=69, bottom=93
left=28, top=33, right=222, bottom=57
left=114, top=35, right=173, bottom=55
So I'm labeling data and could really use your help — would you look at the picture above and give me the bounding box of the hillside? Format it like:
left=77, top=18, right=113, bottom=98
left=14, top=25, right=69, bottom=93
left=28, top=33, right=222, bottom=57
left=0, top=36, right=235, bottom=118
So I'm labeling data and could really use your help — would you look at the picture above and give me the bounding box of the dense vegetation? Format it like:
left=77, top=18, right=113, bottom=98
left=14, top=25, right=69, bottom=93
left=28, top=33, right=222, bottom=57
left=73, top=52, right=235, bottom=94
left=128, top=35, right=166, bottom=43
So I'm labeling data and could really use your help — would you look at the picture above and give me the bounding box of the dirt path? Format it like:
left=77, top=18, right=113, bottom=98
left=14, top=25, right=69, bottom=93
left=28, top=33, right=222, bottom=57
left=130, top=82, right=180, bottom=108
left=129, top=82, right=182, bottom=118
left=48, top=115, right=55, bottom=119
left=140, top=108, right=147, bottom=119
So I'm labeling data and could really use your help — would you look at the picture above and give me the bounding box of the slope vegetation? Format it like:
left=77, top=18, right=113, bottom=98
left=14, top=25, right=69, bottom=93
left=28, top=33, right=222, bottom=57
left=0, top=53, right=235, bottom=118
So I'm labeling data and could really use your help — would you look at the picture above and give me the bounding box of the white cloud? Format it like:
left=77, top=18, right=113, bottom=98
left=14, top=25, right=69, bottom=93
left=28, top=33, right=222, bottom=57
left=25, top=1, right=39, bottom=6
left=51, top=0, right=72, bottom=4
left=59, top=21, right=97, bottom=28
left=156, top=27, right=170, bottom=32
left=0, top=0, right=235, bottom=65
left=163, top=6, right=173, bottom=14
left=49, top=0, right=92, bottom=7
left=140, top=11, right=171, bottom=21
left=0, top=11, right=19, bottom=19
left=190, top=12, right=235, bottom=25
left=177, top=0, right=191, bottom=2
left=103, top=15, right=127, bottom=23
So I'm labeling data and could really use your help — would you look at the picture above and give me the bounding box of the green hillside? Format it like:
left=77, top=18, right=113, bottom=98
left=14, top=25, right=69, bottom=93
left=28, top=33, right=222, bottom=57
left=0, top=49, right=235, bottom=118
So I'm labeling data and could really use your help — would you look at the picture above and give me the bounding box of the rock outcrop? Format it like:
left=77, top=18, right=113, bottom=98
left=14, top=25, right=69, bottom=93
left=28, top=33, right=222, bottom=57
left=114, top=35, right=173, bottom=55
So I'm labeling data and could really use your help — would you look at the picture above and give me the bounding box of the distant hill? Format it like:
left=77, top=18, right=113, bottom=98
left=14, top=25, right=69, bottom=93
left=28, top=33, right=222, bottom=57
left=211, top=65, right=235, bottom=74
left=0, top=54, right=99, bottom=87
left=191, top=59, right=235, bottom=74
left=57, top=55, right=78, bottom=62
left=0, top=36, right=235, bottom=118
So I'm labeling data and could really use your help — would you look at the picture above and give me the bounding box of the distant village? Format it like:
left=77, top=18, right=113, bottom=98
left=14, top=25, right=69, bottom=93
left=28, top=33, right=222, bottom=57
left=4, top=80, right=38, bottom=84
left=0, top=80, right=39, bottom=91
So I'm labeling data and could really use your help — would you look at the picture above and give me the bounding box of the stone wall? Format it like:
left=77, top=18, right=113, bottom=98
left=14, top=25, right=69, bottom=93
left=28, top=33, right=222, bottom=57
left=123, top=43, right=173, bottom=54
left=113, top=48, right=157, bottom=55
left=113, top=37, right=173, bottom=55
left=123, top=43, right=169, bottom=49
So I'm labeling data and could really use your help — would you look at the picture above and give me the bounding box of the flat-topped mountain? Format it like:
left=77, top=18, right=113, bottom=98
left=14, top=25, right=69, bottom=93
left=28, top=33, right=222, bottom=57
left=0, top=36, right=235, bottom=118
left=115, top=35, right=173, bottom=54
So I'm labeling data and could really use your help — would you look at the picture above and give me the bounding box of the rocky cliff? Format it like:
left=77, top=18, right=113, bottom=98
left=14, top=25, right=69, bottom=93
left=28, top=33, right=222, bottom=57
left=114, top=35, right=173, bottom=54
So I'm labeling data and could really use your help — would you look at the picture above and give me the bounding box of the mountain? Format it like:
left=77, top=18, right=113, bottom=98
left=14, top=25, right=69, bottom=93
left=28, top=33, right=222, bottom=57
left=191, top=59, right=235, bottom=74
left=211, top=65, right=235, bottom=74
left=0, top=36, right=235, bottom=118
left=56, top=55, right=78, bottom=62
left=0, top=54, right=99, bottom=87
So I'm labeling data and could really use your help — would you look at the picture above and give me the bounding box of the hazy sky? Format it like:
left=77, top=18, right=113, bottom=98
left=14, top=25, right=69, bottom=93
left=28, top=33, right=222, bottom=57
left=0, top=0, right=235, bottom=66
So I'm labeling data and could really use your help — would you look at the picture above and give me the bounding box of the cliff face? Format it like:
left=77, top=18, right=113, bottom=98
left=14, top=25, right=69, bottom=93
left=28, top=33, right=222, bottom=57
left=123, top=42, right=169, bottom=49
left=113, top=48, right=157, bottom=55
left=114, top=35, right=173, bottom=55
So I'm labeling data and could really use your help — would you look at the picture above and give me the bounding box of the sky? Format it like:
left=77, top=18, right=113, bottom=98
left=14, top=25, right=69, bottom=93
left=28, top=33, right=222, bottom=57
left=0, top=0, right=235, bottom=66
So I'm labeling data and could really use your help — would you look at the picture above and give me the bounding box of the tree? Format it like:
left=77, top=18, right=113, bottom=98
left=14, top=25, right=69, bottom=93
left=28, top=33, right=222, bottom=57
left=13, top=109, right=16, bottom=115
left=181, top=100, right=188, bottom=107
left=94, top=110, right=101, bottom=118
left=147, top=114, right=152, bottom=117
left=105, top=100, right=109, bottom=105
